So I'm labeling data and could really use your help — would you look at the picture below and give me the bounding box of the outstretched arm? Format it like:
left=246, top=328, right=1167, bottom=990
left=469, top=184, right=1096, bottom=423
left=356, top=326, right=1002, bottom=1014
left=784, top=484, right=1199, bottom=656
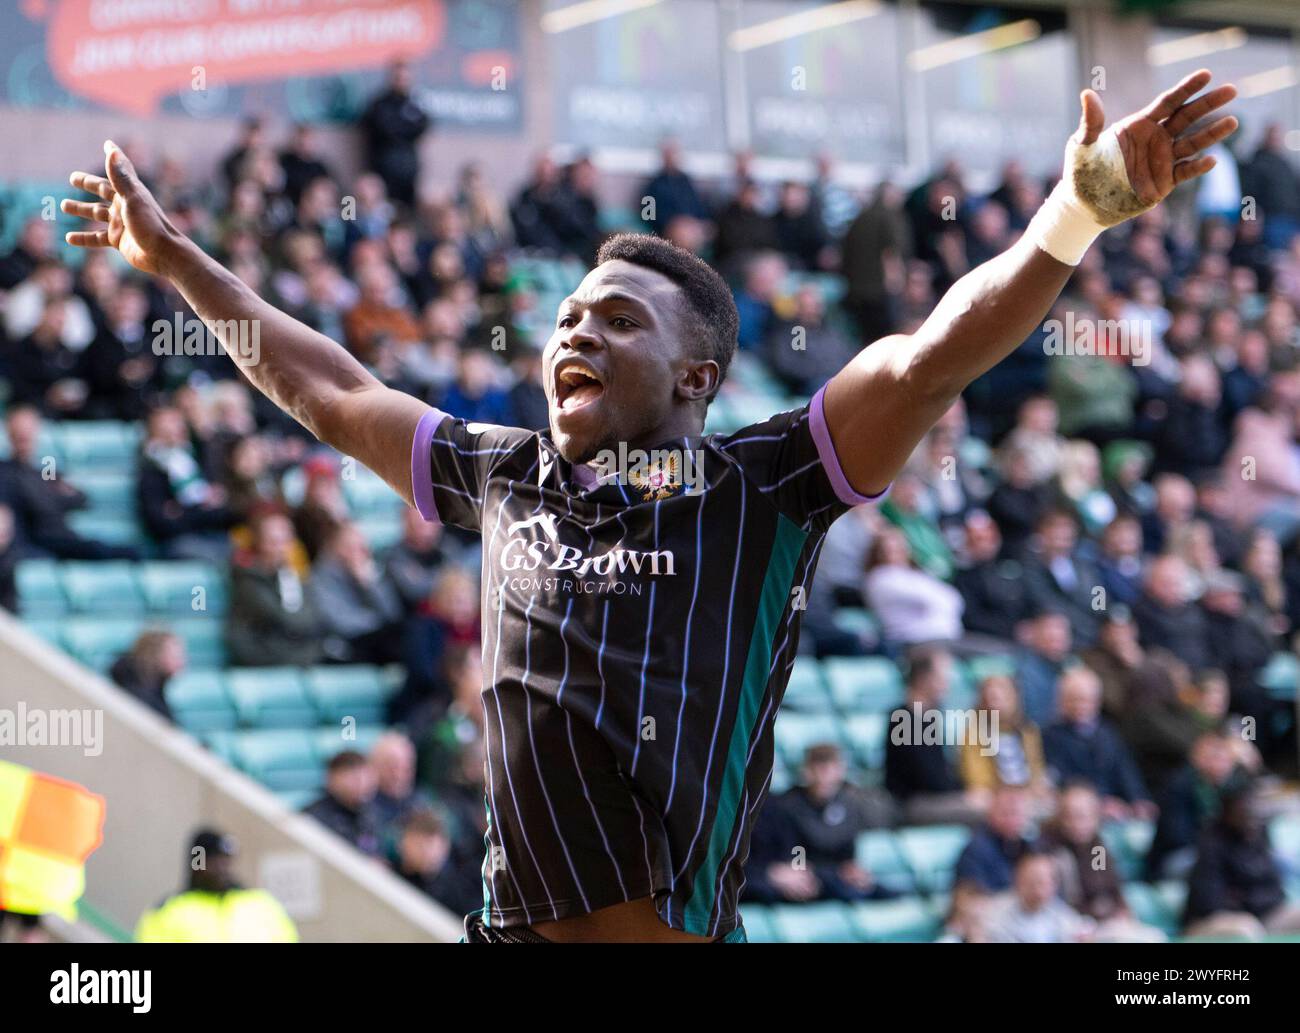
left=823, top=69, right=1237, bottom=497
left=61, top=143, right=429, bottom=506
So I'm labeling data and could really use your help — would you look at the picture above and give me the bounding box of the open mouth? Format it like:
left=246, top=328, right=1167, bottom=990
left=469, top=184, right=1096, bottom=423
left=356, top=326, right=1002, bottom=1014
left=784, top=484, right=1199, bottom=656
left=554, top=362, right=606, bottom=413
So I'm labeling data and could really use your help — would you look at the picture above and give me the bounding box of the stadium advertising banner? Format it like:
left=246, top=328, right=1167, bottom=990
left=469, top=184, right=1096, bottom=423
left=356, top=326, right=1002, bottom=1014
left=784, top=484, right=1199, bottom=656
left=737, top=0, right=907, bottom=166
left=915, top=5, right=1076, bottom=175
left=0, top=0, right=523, bottom=130
left=545, top=0, right=728, bottom=153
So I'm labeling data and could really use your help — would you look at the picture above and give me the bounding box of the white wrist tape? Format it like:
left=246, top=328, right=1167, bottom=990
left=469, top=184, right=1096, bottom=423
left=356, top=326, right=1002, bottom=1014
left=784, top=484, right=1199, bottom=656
left=1026, top=178, right=1107, bottom=266
left=1027, top=129, right=1153, bottom=266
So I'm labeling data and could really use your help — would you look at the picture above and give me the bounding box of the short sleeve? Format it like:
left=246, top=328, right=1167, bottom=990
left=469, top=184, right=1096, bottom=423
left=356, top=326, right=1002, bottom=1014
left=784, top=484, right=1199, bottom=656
left=716, top=383, right=888, bottom=533
left=411, top=408, right=535, bottom=532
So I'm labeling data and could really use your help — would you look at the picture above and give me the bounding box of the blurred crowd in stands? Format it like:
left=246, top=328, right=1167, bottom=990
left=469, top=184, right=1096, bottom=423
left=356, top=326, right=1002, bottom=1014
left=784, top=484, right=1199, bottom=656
left=3, top=61, right=1300, bottom=941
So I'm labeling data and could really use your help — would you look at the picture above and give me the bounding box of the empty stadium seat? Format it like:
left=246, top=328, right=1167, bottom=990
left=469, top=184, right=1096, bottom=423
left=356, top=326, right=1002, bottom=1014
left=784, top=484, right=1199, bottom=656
left=822, top=656, right=905, bottom=712
left=738, top=904, right=779, bottom=943
left=896, top=824, right=971, bottom=892
left=772, top=711, right=843, bottom=769
left=60, top=560, right=146, bottom=614
left=303, top=665, right=392, bottom=725
left=15, top=559, right=66, bottom=617
left=226, top=668, right=315, bottom=728
left=855, top=830, right=916, bottom=895
left=73, top=471, right=136, bottom=512
left=769, top=901, right=861, bottom=943
left=65, top=511, right=147, bottom=547
left=231, top=729, right=322, bottom=792
left=1101, top=818, right=1155, bottom=881
left=164, top=670, right=237, bottom=734
left=313, top=724, right=386, bottom=763
left=781, top=659, right=830, bottom=712
left=169, top=618, right=229, bottom=669
left=342, top=471, right=403, bottom=516
left=55, top=421, right=141, bottom=466
left=841, top=712, right=888, bottom=773
left=1261, top=652, right=1299, bottom=701
left=138, top=561, right=229, bottom=615
left=851, top=897, right=942, bottom=942
left=62, top=616, right=145, bottom=671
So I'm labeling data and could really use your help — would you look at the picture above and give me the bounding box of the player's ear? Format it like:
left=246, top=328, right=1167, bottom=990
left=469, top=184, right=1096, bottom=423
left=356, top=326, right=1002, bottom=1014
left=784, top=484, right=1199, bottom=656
left=676, top=358, right=719, bottom=403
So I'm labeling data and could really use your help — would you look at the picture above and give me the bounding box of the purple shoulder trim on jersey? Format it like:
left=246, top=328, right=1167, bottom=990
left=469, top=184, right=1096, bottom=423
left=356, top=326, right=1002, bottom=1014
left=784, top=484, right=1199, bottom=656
left=411, top=407, right=449, bottom=522
left=809, top=383, right=891, bottom=506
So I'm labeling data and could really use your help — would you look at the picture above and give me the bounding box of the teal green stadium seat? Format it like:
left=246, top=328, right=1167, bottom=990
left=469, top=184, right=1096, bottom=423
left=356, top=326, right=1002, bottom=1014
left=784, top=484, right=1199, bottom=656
left=63, top=616, right=144, bottom=670
left=831, top=608, right=880, bottom=648
left=896, top=824, right=971, bottom=892
left=74, top=472, right=135, bottom=513
left=303, top=665, right=391, bottom=724
left=313, top=724, right=386, bottom=763
left=169, top=617, right=228, bottom=669
left=201, top=730, right=239, bottom=765
left=15, top=559, right=66, bottom=617
left=770, top=901, right=861, bottom=943
left=60, top=561, right=145, bottom=614
left=769, top=753, right=795, bottom=794
left=1101, top=818, right=1155, bottom=881
left=1270, top=814, right=1300, bottom=871
left=1125, top=882, right=1181, bottom=936
left=855, top=830, right=916, bottom=895
left=946, top=660, right=977, bottom=710
left=138, top=561, right=228, bottom=615
left=232, top=729, right=322, bottom=792
left=966, top=653, right=1017, bottom=684
left=842, top=712, right=888, bottom=773
left=21, top=618, right=65, bottom=648
left=772, top=711, right=843, bottom=770
left=342, top=472, right=403, bottom=516
left=227, top=668, right=314, bottom=729
left=851, top=897, right=942, bottom=942
left=66, top=511, right=146, bottom=547
left=356, top=513, right=402, bottom=551
left=55, top=421, right=141, bottom=466
left=781, top=659, right=829, bottom=712
left=822, top=656, right=904, bottom=712
left=164, top=671, right=236, bottom=733
left=1260, top=652, right=1298, bottom=701
left=738, top=905, right=779, bottom=943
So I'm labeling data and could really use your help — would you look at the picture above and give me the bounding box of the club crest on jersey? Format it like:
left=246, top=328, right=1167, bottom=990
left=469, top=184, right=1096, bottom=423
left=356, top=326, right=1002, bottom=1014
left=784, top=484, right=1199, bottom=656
left=628, top=453, right=684, bottom=501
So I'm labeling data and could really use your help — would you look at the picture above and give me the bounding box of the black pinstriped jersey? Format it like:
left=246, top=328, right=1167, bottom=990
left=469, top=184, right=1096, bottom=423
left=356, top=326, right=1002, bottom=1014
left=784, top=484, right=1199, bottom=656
left=410, top=384, right=883, bottom=936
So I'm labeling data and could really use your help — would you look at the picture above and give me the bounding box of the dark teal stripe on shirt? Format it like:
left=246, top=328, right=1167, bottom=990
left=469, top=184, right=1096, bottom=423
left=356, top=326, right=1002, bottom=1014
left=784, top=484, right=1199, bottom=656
left=682, top=514, right=808, bottom=934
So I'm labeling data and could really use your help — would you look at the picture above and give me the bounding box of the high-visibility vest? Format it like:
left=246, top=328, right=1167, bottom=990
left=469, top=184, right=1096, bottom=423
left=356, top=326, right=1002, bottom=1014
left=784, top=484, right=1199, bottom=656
left=135, top=888, right=299, bottom=943
left=0, top=759, right=106, bottom=920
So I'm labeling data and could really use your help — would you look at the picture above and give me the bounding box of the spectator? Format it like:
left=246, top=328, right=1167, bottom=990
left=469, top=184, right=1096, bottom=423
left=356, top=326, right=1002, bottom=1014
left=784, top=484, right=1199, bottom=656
left=309, top=522, right=405, bottom=664
left=763, top=284, right=857, bottom=397
left=1080, top=607, right=1145, bottom=718
left=713, top=179, right=778, bottom=272
left=1242, top=124, right=1300, bottom=250
left=0, top=406, right=139, bottom=560
left=109, top=630, right=186, bottom=721
left=1021, top=508, right=1102, bottom=648
left=414, top=645, right=485, bottom=790
left=983, top=850, right=1094, bottom=943
left=1042, top=783, right=1164, bottom=942
left=884, top=648, right=980, bottom=824
left=398, top=566, right=481, bottom=725
left=360, top=60, right=430, bottom=207
left=1200, top=568, right=1278, bottom=740
left=292, top=456, right=350, bottom=561
left=138, top=404, right=235, bottom=562
left=1182, top=784, right=1300, bottom=939
left=953, top=510, right=1029, bottom=640
left=79, top=284, right=160, bottom=421
left=879, top=471, right=953, bottom=581
left=1146, top=731, right=1248, bottom=880
left=278, top=123, right=334, bottom=207
left=840, top=180, right=910, bottom=342
left=935, top=882, right=992, bottom=943
left=985, top=445, right=1050, bottom=558
left=227, top=509, right=323, bottom=666
left=0, top=506, right=17, bottom=612
left=1131, top=554, right=1210, bottom=671
left=369, top=732, right=429, bottom=836
left=1000, top=395, right=1062, bottom=485
left=302, top=750, right=383, bottom=856
left=732, top=251, right=786, bottom=352
left=863, top=526, right=963, bottom=649
left=639, top=139, right=711, bottom=237
left=382, top=505, right=459, bottom=615
left=960, top=674, right=1049, bottom=812
left=1013, top=611, right=1073, bottom=729
left=745, top=743, right=891, bottom=904
left=1041, top=665, right=1151, bottom=818
left=1095, top=514, right=1145, bottom=609
left=770, top=180, right=832, bottom=270
left=392, top=807, right=481, bottom=914
left=1122, top=652, right=1217, bottom=796
left=953, top=785, right=1037, bottom=893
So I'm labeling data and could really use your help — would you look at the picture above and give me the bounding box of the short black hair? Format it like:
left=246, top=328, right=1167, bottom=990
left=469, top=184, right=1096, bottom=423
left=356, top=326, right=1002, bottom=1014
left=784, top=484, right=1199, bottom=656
left=594, top=233, right=738, bottom=402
